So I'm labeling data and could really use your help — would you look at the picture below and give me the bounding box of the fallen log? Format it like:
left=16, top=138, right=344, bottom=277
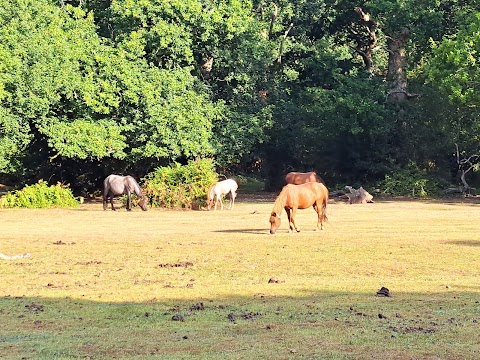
left=345, top=186, right=374, bottom=204
left=0, top=253, right=31, bottom=260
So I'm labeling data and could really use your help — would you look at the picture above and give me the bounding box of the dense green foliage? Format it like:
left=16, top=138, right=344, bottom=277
left=377, top=163, right=448, bottom=197
left=142, top=158, right=218, bottom=209
left=427, top=11, right=480, bottom=108
left=0, top=0, right=479, bottom=195
left=0, top=180, right=79, bottom=208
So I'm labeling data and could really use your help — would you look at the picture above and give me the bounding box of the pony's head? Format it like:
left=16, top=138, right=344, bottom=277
left=206, top=184, right=215, bottom=210
left=138, top=196, right=148, bottom=211
left=269, top=212, right=281, bottom=234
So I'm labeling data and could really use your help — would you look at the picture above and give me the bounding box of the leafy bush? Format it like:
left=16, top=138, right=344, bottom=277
left=235, top=175, right=265, bottom=192
left=142, top=159, right=218, bottom=209
left=377, top=164, right=445, bottom=197
left=0, top=180, right=79, bottom=208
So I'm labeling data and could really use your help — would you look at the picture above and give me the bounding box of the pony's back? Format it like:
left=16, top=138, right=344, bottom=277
left=285, top=171, right=324, bottom=185
left=223, top=179, right=238, bottom=193
left=303, top=181, right=328, bottom=196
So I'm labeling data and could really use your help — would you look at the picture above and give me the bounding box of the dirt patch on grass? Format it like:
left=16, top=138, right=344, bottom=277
left=158, top=262, right=194, bottom=268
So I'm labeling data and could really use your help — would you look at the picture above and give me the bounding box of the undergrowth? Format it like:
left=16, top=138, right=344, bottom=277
left=377, top=163, right=447, bottom=197
left=0, top=180, right=79, bottom=208
left=142, top=158, right=218, bottom=209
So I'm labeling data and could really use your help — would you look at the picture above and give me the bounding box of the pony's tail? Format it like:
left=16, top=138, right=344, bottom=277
left=315, top=173, right=326, bottom=185
left=102, top=179, right=109, bottom=199
left=322, top=190, right=328, bottom=223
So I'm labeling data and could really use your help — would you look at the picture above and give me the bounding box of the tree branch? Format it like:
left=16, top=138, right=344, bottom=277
left=277, top=23, right=293, bottom=64
left=268, top=3, right=278, bottom=39
left=454, top=143, right=480, bottom=194
left=352, top=7, right=377, bottom=70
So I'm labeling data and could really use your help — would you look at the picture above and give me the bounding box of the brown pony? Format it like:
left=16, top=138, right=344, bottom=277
left=269, top=182, right=328, bottom=234
left=285, top=171, right=324, bottom=185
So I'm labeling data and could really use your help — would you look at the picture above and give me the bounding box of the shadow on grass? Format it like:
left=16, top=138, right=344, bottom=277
left=445, top=240, right=480, bottom=247
left=213, top=228, right=269, bottom=235
left=1, top=290, right=480, bottom=359
left=374, top=195, right=480, bottom=206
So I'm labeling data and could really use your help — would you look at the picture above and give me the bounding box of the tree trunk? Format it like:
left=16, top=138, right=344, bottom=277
left=200, top=57, right=214, bottom=79
left=386, top=28, right=414, bottom=103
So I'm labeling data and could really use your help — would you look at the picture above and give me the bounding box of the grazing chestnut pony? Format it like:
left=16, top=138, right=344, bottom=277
left=269, top=182, right=328, bottom=234
left=206, top=179, right=238, bottom=211
left=103, top=174, right=148, bottom=211
left=285, top=171, right=324, bottom=185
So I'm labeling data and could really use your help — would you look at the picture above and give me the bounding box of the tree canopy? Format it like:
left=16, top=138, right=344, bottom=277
left=0, top=0, right=479, bottom=193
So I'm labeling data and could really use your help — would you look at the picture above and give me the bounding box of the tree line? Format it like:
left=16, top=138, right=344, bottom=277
left=0, top=0, right=479, bottom=195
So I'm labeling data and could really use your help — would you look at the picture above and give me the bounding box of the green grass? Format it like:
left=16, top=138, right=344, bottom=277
left=1, top=195, right=480, bottom=359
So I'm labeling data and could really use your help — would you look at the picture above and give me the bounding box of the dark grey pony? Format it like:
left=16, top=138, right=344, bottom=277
left=103, top=174, right=148, bottom=211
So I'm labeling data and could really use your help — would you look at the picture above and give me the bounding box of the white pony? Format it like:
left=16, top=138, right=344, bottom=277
left=206, top=179, right=238, bottom=211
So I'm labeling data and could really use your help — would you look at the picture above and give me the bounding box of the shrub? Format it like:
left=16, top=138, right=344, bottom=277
left=235, top=175, right=265, bottom=192
left=142, top=159, right=218, bottom=209
left=0, top=180, right=79, bottom=208
left=377, top=164, right=446, bottom=197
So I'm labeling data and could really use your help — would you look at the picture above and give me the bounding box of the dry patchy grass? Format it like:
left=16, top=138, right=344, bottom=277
left=1, top=194, right=480, bottom=359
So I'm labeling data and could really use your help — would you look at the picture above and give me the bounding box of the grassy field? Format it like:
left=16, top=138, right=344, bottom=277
left=1, top=193, right=480, bottom=359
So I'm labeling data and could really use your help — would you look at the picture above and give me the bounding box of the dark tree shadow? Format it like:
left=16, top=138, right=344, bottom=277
left=445, top=240, right=480, bottom=247
left=2, top=289, right=480, bottom=359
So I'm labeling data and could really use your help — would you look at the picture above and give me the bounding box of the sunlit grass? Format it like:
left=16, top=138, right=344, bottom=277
left=1, top=196, right=480, bottom=359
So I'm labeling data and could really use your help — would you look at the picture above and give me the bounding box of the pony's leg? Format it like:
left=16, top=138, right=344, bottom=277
left=290, top=207, right=300, bottom=232
left=285, top=208, right=294, bottom=233
left=319, top=203, right=325, bottom=230
left=110, top=195, right=116, bottom=211
left=313, top=201, right=324, bottom=230
left=219, top=194, right=224, bottom=210
left=214, top=195, right=218, bottom=211
left=126, top=192, right=132, bottom=211
left=230, top=191, right=236, bottom=209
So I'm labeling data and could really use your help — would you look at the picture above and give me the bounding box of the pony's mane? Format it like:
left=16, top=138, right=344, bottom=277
left=272, top=186, right=289, bottom=214
left=207, top=184, right=216, bottom=201
left=127, top=176, right=144, bottom=197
